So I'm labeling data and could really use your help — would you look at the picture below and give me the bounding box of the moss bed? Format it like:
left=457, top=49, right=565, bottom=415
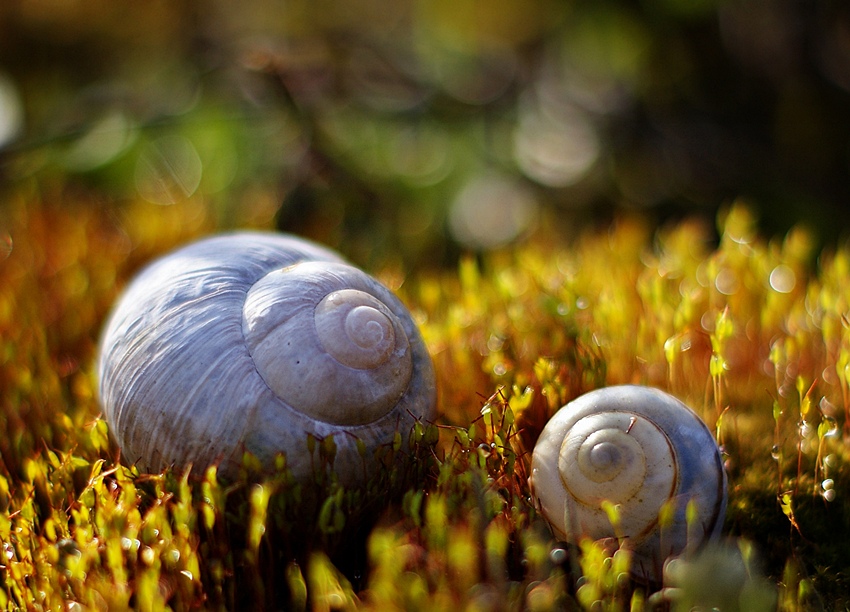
left=0, top=193, right=848, bottom=610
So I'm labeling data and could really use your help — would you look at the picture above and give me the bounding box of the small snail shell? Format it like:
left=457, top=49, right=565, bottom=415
left=97, top=232, right=436, bottom=483
left=529, top=385, right=726, bottom=582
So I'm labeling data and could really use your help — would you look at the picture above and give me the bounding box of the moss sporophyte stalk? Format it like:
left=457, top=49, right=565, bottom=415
left=0, top=197, right=847, bottom=608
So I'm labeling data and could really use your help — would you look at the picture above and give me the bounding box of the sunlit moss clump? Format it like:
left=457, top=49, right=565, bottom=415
left=0, top=196, right=848, bottom=609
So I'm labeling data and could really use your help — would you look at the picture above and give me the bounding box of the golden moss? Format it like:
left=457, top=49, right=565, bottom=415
left=0, top=194, right=848, bottom=609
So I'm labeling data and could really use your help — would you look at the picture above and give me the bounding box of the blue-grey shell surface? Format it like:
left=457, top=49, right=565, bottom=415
left=97, top=232, right=436, bottom=482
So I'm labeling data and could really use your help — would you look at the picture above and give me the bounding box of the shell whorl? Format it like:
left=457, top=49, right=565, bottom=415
left=530, top=385, right=726, bottom=581
left=316, top=290, right=397, bottom=369
left=558, top=412, right=677, bottom=517
left=97, top=232, right=436, bottom=482
left=242, top=262, right=414, bottom=427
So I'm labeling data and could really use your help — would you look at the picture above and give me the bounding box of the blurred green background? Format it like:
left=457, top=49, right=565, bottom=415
left=1, top=0, right=849, bottom=267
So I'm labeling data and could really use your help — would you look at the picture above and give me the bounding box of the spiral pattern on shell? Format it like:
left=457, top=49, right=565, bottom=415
left=529, top=385, right=726, bottom=581
left=97, top=232, right=436, bottom=482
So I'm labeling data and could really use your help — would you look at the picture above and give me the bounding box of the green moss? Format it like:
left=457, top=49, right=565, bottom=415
left=1, top=196, right=849, bottom=608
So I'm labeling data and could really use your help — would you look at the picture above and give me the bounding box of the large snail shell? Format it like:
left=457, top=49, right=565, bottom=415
left=97, top=232, right=436, bottom=483
left=529, top=385, right=726, bottom=582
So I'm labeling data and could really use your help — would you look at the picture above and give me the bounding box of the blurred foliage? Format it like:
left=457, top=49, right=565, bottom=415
left=2, top=0, right=850, bottom=266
